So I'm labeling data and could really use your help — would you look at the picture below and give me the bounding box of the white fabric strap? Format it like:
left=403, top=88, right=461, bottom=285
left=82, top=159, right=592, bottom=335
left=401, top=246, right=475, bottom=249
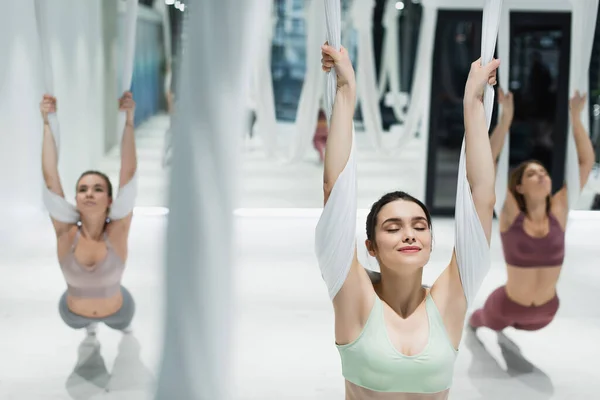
left=378, top=0, right=405, bottom=122
left=249, top=0, right=279, bottom=158
left=154, top=1, right=265, bottom=399
left=315, top=0, right=359, bottom=300
left=111, top=0, right=139, bottom=220
left=454, top=0, right=502, bottom=307
left=116, top=0, right=138, bottom=142
left=109, top=173, right=138, bottom=220
left=34, top=0, right=61, bottom=153
left=257, top=0, right=327, bottom=164
left=566, top=0, right=598, bottom=208
left=348, top=0, right=435, bottom=157
left=493, top=5, right=510, bottom=217
left=398, top=5, right=437, bottom=151
left=315, top=141, right=357, bottom=299
left=165, top=70, right=172, bottom=96
left=280, top=0, right=326, bottom=162
left=160, top=1, right=172, bottom=67
left=289, top=0, right=328, bottom=162
left=41, top=189, right=79, bottom=224
left=163, top=0, right=173, bottom=98
left=323, top=0, right=341, bottom=123
left=351, top=0, right=385, bottom=152
left=35, top=0, right=73, bottom=222
left=36, top=0, right=138, bottom=223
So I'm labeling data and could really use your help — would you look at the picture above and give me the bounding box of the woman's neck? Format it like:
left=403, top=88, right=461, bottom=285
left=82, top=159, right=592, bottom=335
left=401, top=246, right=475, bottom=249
left=525, top=199, right=547, bottom=222
left=79, top=217, right=106, bottom=240
left=376, top=268, right=426, bottom=319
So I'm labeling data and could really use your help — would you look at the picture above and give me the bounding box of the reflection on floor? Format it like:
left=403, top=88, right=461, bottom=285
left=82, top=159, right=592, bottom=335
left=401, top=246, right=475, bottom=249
left=1, top=210, right=599, bottom=399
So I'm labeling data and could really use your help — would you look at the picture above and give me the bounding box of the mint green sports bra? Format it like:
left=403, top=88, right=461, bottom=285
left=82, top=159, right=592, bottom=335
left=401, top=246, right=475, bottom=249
left=336, top=293, right=458, bottom=394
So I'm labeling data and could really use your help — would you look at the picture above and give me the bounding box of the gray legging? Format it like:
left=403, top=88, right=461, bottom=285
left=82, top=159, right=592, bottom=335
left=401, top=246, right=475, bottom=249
left=59, top=286, right=135, bottom=330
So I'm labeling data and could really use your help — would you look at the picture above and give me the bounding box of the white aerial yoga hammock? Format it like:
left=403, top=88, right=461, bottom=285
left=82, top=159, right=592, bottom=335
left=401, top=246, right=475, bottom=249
left=153, top=1, right=266, bottom=399
left=493, top=5, right=510, bottom=218
left=349, top=0, right=387, bottom=152
left=315, top=0, right=358, bottom=300
left=252, top=0, right=329, bottom=164
left=252, top=0, right=420, bottom=162
left=247, top=0, right=279, bottom=158
left=350, top=0, right=437, bottom=157
left=287, top=0, right=329, bottom=163
left=316, top=0, right=501, bottom=308
left=566, top=0, right=598, bottom=208
left=160, top=0, right=173, bottom=99
left=160, top=1, right=172, bottom=72
left=453, top=0, right=501, bottom=307
left=377, top=0, right=408, bottom=122
left=159, top=0, right=174, bottom=167
left=494, top=0, right=599, bottom=214
left=37, top=0, right=139, bottom=222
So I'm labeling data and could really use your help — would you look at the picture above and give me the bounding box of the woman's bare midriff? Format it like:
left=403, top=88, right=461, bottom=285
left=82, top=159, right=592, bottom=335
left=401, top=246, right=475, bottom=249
left=67, top=291, right=124, bottom=318
left=505, top=264, right=562, bottom=306
left=345, top=381, right=449, bottom=400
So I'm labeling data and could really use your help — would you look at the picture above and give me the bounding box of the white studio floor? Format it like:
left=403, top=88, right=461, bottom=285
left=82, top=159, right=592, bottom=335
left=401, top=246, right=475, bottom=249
left=1, top=114, right=599, bottom=399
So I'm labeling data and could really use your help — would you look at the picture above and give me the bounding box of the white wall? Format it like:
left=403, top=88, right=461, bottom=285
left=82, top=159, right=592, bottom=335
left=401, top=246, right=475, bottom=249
left=0, top=0, right=107, bottom=224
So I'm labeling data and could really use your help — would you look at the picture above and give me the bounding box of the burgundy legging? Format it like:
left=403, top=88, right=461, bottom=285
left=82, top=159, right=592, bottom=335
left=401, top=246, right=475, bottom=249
left=470, top=286, right=559, bottom=331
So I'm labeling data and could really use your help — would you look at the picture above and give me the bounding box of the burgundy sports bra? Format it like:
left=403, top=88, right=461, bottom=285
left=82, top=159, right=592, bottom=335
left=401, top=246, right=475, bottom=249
left=501, top=212, right=565, bottom=268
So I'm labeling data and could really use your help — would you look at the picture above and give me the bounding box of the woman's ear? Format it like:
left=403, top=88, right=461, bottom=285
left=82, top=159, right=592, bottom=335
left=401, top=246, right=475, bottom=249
left=516, top=184, right=524, bottom=194
left=365, top=239, right=376, bottom=257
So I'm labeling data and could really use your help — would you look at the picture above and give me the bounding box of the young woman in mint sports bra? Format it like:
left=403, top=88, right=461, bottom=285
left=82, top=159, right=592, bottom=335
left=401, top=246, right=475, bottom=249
left=40, top=92, right=138, bottom=337
left=315, top=43, right=499, bottom=398
left=469, top=90, right=596, bottom=332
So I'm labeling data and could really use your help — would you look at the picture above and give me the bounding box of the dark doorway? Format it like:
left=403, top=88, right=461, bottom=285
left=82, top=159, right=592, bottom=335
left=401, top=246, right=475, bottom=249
left=507, top=12, right=571, bottom=194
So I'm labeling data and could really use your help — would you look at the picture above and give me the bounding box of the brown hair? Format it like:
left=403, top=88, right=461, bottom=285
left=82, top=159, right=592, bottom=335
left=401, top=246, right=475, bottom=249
left=508, top=160, right=551, bottom=214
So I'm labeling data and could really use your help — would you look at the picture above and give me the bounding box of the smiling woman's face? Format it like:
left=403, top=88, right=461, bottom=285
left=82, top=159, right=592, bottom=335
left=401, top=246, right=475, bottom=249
left=366, top=199, right=432, bottom=271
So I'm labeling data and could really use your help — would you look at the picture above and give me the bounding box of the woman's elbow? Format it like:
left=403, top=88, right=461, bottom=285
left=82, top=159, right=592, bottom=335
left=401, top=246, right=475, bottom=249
left=472, top=187, right=496, bottom=211
left=120, top=167, right=137, bottom=183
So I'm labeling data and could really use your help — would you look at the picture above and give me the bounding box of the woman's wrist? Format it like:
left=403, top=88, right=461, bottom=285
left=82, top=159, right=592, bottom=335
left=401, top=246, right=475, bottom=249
left=337, top=83, right=356, bottom=101
left=463, top=95, right=482, bottom=110
left=499, top=115, right=512, bottom=130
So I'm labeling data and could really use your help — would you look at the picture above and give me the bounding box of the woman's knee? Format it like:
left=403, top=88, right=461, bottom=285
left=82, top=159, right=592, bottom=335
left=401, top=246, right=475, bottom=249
left=475, top=287, right=513, bottom=330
